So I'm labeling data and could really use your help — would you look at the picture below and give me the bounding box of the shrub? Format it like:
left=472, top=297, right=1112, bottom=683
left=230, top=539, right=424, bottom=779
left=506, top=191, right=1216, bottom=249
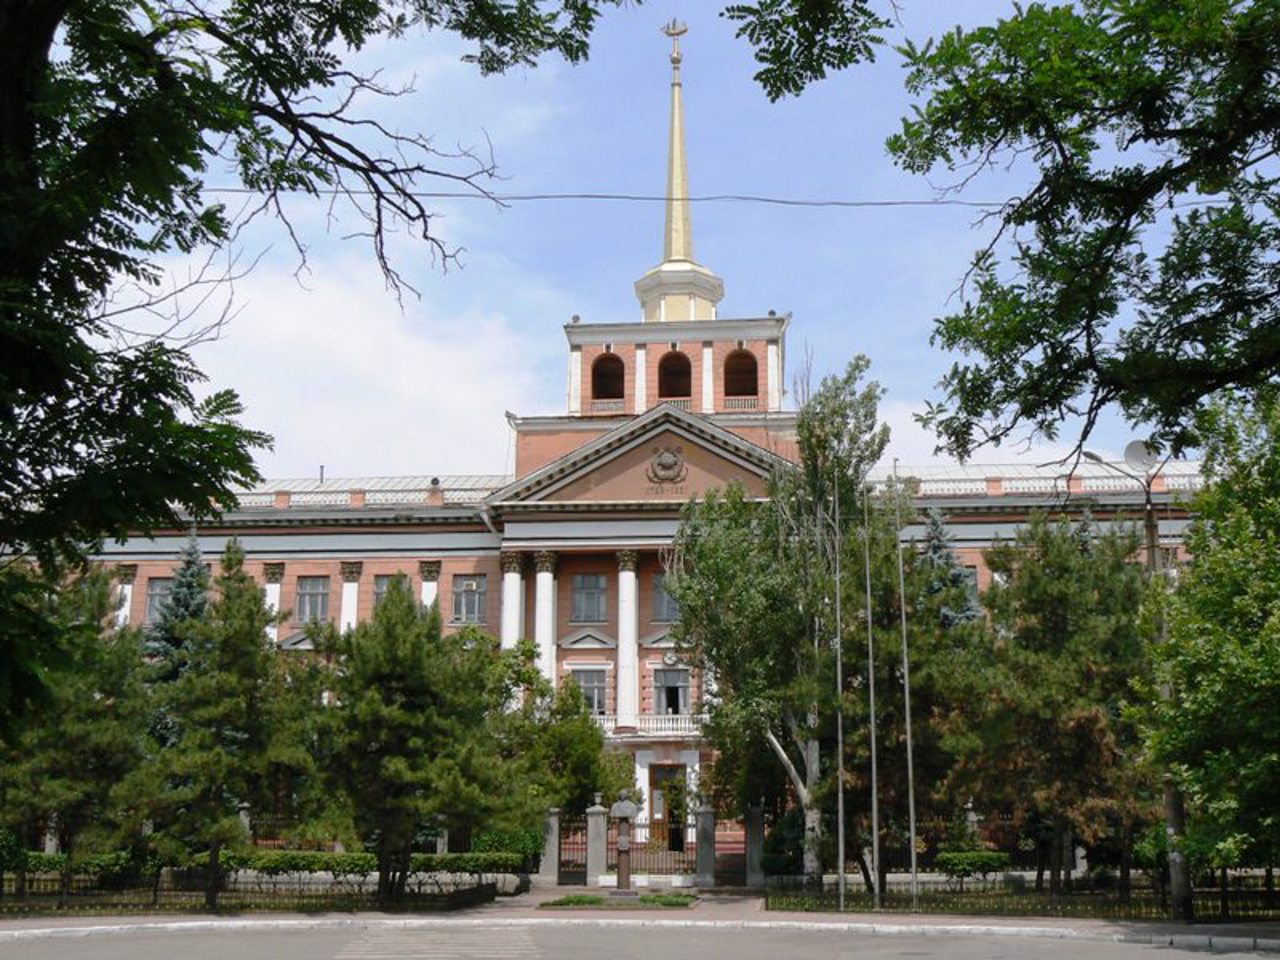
left=935, top=851, right=1010, bottom=881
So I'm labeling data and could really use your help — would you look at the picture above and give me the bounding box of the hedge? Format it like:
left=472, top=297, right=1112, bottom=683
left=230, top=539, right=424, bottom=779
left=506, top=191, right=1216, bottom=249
left=935, top=851, right=1011, bottom=880
left=15, top=849, right=527, bottom=879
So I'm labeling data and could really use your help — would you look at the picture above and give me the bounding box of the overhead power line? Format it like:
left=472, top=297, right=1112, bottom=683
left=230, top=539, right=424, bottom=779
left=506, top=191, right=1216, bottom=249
left=201, top=186, right=1005, bottom=209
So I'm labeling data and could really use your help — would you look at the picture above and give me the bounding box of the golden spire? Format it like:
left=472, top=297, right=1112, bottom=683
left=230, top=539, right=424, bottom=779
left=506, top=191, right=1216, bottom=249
left=662, top=19, right=692, bottom=262
left=634, top=20, right=724, bottom=323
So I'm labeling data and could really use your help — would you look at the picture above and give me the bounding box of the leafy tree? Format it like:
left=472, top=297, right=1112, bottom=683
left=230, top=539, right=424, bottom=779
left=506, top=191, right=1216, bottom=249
left=0, top=569, right=148, bottom=904
left=941, top=513, right=1148, bottom=893
left=669, top=356, right=888, bottom=882
left=325, top=576, right=515, bottom=904
left=135, top=539, right=281, bottom=909
left=1146, top=393, right=1280, bottom=868
left=888, top=0, right=1280, bottom=458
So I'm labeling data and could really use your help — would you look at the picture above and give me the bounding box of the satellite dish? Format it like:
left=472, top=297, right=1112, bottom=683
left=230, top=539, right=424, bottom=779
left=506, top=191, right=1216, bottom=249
left=1123, top=440, right=1159, bottom=474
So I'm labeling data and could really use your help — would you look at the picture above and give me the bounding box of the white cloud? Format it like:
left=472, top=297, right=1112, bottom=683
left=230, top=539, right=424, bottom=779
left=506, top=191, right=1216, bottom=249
left=190, top=252, right=569, bottom=479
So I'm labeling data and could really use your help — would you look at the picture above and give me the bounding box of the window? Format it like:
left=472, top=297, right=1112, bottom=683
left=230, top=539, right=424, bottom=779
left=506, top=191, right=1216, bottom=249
left=374, top=573, right=408, bottom=608
left=452, top=574, right=488, bottom=623
left=657, top=351, right=691, bottom=398
left=571, top=669, right=608, bottom=715
left=652, top=574, right=680, bottom=623
left=591, top=354, right=625, bottom=400
left=654, top=668, right=690, bottom=716
left=571, top=573, right=608, bottom=623
left=295, top=576, right=330, bottom=623
left=724, top=349, right=759, bottom=397
left=145, top=577, right=173, bottom=625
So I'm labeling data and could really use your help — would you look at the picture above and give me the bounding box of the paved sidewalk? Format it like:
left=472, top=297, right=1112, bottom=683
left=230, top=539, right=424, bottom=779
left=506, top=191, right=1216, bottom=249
left=1, top=889, right=1279, bottom=953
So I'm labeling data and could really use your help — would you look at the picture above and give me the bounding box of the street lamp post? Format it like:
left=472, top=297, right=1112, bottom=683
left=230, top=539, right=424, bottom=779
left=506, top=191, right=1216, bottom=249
left=1082, top=449, right=1193, bottom=923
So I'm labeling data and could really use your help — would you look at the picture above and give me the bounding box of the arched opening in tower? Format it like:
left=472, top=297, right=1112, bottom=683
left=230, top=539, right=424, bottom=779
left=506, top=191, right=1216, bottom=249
left=658, top=351, right=692, bottom=399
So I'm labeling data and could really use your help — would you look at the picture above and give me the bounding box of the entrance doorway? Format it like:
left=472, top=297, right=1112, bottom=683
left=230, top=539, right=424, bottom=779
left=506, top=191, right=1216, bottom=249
left=649, top=764, right=687, bottom=852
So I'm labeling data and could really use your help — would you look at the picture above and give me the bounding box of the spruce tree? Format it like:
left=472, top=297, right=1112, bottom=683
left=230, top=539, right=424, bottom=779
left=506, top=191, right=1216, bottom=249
left=146, top=539, right=278, bottom=909
left=146, top=532, right=209, bottom=680
left=919, top=507, right=981, bottom=628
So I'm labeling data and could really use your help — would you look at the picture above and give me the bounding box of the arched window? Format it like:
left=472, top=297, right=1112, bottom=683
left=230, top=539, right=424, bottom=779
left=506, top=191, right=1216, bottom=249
left=657, top=351, right=692, bottom=399
left=592, top=354, right=625, bottom=400
left=724, top=349, right=759, bottom=397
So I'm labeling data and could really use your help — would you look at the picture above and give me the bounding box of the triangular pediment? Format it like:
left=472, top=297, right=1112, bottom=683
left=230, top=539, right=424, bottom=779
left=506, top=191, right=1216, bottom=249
left=489, top=404, right=785, bottom=507
left=640, top=628, right=676, bottom=649
left=559, top=628, right=617, bottom=649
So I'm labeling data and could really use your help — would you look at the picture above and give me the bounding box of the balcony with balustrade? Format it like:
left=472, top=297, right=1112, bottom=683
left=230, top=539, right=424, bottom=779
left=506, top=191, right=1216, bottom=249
left=591, top=713, right=705, bottom=739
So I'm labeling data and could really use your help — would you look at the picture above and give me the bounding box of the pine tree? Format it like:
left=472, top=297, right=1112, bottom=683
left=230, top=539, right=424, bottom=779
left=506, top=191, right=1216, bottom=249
left=145, top=532, right=209, bottom=680
left=326, top=576, right=516, bottom=904
left=0, top=570, right=148, bottom=905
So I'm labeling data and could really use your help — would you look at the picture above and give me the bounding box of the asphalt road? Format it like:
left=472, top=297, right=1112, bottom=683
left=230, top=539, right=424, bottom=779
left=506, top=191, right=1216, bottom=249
left=0, top=924, right=1240, bottom=960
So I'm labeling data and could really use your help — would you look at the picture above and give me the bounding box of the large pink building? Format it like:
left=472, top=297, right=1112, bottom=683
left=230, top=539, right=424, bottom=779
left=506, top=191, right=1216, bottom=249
left=101, top=31, right=1201, bottom=829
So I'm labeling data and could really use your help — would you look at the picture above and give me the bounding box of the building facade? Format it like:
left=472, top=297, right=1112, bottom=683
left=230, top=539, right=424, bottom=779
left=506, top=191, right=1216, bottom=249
left=101, top=32, right=1201, bottom=830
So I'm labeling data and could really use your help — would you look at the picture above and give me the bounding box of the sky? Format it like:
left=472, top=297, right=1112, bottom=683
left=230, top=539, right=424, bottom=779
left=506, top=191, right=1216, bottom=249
left=180, top=2, right=1133, bottom=482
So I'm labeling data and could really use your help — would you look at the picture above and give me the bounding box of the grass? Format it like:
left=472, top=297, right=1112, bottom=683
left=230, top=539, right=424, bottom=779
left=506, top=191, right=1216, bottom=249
left=540, top=892, right=698, bottom=909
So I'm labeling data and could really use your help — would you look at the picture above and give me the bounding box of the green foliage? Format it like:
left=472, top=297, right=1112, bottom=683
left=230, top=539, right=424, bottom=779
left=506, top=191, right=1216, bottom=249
left=935, top=850, right=1010, bottom=881
left=472, top=828, right=544, bottom=859
left=670, top=357, right=890, bottom=881
left=722, top=2, right=888, bottom=100
left=146, top=533, right=209, bottom=678
left=127, top=540, right=282, bottom=908
left=638, top=892, right=697, bottom=906
left=1146, top=393, right=1280, bottom=866
left=325, top=575, right=517, bottom=903
left=938, top=513, right=1149, bottom=887
left=0, top=568, right=149, bottom=901
left=543, top=893, right=607, bottom=906
left=919, top=508, right=980, bottom=628
left=888, top=0, right=1280, bottom=458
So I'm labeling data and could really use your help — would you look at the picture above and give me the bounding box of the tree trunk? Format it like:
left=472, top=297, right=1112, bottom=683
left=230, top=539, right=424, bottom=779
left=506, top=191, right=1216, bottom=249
left=1219, top=865, right=1229, bottom=921
left=57, top=835, right=73, bottom=908
left=1048, top=820, right=1063, bottom=896
left=857, top=849, right=874, bottom=894
left=1034, top=833, right=1047, bottom=892
left=204, top=842, right=222, bottom=911
left=1118, top=822, right=1133, bottom=902
left=802, top=805, right=822, bottom=889
left=1265, top=866, right=1275, bottom=908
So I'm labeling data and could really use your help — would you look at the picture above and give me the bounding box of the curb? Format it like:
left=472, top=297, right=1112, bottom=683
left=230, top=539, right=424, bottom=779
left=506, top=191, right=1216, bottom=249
left=1, top=916, right=1278, bottom=951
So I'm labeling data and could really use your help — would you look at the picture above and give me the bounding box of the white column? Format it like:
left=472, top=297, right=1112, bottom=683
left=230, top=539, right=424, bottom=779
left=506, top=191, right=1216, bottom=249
left=617, top=550, right=639, bottom=729
left=634, top=344, right=647, bottom=414
left=113, top=566, right=136, bottom=628
left=701, top=342, right=714, bottom=413
left=767, top=339, right=781, bottom=411
left=533, top=551, right=557, bottom=683
left=634, top=749, right=654, bottom=820
left=568, top=346, right=582, bottom=414
left=499, top=552, right=523, bottom=651
left=419, top=560, right=441, bottom=610
left=339, top=561, right=362, bottom=633
left=263, top=562, right=284, bottom=645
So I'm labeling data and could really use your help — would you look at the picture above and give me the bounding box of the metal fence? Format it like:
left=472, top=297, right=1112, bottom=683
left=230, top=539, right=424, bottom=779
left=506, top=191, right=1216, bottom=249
left=0, top=872, right=496, bottom=915
left=606, top=817, right=696, bottom=876
left=766, top=871, right=1280, bottom=922
left=557, top=816, right=588, bottom=886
